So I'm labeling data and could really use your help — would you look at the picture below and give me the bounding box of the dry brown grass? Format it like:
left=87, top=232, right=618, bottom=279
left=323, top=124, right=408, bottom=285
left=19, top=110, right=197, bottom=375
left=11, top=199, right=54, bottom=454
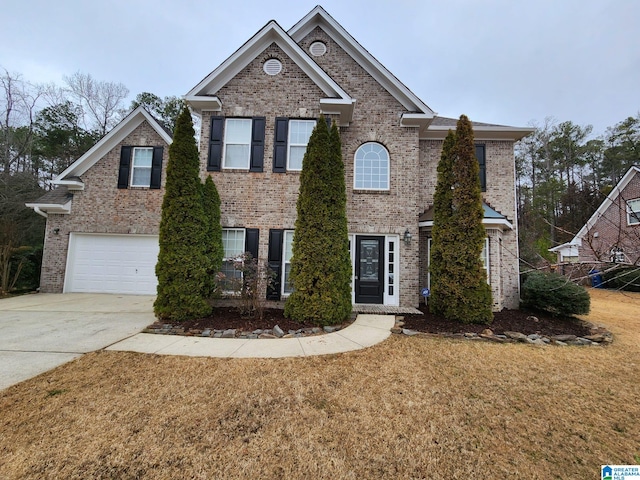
left=1, top=288, right=639, bottom=479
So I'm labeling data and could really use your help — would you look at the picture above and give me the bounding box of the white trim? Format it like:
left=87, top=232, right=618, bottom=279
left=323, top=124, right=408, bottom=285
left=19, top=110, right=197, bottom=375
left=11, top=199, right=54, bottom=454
left=25, top=200, right=72, bottom=216
left=419, top=217, right=514, bottom=230
left=422, top=125, right=535, bottom=141
left=53, top=106, right=171, bottom=183
left=185, top=20, right=355, bottom=124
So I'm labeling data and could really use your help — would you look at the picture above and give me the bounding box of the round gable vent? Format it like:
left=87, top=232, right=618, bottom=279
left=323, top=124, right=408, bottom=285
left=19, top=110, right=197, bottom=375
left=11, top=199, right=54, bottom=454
left=309, top=41, right=327, bottom=56
left=263, top=58, right=282, bottom=75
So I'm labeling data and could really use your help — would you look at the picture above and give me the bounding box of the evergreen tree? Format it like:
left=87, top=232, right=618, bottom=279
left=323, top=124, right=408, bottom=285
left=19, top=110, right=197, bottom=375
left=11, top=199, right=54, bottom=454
left=429, top=131, right=456, bottom=317
left=284, top=117, right=352, bottom=325
left=431, top=115, right=493, bottom=324
left=202, top=175, right=223, bottom=298
left=154, top=107, right=211, bottom=321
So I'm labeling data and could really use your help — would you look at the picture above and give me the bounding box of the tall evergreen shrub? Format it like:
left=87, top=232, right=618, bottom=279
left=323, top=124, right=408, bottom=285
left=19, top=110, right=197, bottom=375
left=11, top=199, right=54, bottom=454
left=154, top=107, right=211, bottom=321
left=284, top=117, right=352, bottom=325
left=430, top=115, right=493, bottom=324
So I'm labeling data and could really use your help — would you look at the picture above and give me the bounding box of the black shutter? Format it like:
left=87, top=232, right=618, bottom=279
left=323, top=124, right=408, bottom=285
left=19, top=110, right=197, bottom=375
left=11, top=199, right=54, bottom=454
left=245, top=228, right=259, bottom=261
left=150, top=146, right=163, bottom=189
left=273, top=117, right=288, bottom=173
left=325, top=116, right=332, bottom=130
left=267, top=229, right=284, bottom=300
left=476, top=144, right=486, bottom=192
left=250, top=117, right=265, bottom=172
left=207, top=116, right=224, bottom=171
left=117, top=146, right=132, bottom=189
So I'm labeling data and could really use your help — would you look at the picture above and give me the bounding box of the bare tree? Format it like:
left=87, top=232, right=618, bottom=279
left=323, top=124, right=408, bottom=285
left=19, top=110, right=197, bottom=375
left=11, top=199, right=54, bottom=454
left=0, top=68, right=42, bottom=176
left=64, top=72, right=129, bottom=136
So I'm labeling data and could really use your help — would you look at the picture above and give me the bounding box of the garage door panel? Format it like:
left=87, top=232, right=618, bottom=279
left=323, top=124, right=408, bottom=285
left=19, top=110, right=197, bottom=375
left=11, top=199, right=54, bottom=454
left=65, top=234, right=159, bottom=295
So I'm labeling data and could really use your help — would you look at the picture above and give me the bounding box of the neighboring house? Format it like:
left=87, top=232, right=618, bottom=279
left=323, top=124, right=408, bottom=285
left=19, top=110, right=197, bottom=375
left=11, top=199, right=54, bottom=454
left=550, top=165, right=640, bottom=265
left=28, top=6, right=532, bottom=310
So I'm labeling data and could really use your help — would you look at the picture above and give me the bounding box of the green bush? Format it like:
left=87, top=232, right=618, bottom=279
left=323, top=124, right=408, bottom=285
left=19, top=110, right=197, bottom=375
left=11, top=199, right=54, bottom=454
left=603, top=266, right=640, bottom=292
left=521, top=271, right=590, bottom=316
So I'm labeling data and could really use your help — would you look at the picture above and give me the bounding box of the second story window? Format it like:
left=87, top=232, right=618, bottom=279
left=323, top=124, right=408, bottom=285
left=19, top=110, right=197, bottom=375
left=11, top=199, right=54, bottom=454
left=628, top=199, right=640, bottom=225
left=130, top=147, right=154, bottom=187
left=287, top=120, right=316, bottom=171
left=354, top=142, right=390, bottom=190
left=223, top=119, right=252, bottom=169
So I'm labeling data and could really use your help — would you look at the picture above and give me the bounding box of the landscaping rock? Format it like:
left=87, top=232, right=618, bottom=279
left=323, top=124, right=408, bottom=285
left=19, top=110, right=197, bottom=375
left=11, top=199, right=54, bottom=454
left=481, top=328, right=493, bottom=336
left=391, top=327, right=403, bottom=334
left=504, top=331, right=528, bottom=341
left=323, top=326, right=339, bottom=333
left=527, top=315, right=539, bottom=323
left=584, top=333, right=613, bottom=343
left=550, top=334, right=577, bottom=342
left=402, top=329, right=420, bottom=336
left=273, top=325, right=285, bottom=338
left=258, top=333, right=276, bottom=339
left=221, top=329, right=236, bottom=338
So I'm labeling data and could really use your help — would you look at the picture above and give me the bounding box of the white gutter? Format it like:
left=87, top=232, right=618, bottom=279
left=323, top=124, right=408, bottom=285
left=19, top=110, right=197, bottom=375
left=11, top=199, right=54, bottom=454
left=33, top=206, right=48, bottom=218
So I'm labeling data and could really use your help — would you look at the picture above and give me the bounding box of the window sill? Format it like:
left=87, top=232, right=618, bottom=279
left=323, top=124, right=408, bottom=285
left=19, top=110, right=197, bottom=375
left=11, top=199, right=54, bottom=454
left=353, top=189, right=390, bottom=195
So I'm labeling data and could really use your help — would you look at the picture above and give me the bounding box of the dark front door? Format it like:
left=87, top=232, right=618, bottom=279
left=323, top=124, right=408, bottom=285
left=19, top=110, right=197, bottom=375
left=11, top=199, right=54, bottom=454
left=355, top=236, right=384, bottom=304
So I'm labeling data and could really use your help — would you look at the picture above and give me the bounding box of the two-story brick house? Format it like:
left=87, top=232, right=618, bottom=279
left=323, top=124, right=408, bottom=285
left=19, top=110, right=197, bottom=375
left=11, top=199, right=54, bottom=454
left=28, top=6, right=532, bottom=311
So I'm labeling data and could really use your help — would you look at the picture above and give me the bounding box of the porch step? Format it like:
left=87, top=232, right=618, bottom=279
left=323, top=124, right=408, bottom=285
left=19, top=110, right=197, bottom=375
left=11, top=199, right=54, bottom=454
left=352, top=304, right=422, bottom=315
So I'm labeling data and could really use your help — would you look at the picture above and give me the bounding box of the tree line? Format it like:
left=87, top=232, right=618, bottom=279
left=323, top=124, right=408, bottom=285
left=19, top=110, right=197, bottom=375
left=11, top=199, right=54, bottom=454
left=516, top=114, right=640, bottom=267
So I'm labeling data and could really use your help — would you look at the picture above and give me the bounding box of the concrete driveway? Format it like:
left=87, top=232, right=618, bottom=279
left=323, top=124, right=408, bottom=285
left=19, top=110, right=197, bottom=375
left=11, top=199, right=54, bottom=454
left=0, top=293, right=155, bottom=391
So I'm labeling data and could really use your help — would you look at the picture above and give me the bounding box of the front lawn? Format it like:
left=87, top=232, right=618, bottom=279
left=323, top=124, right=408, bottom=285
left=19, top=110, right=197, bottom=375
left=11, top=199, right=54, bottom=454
left=0, top=288, right=638, bottom=479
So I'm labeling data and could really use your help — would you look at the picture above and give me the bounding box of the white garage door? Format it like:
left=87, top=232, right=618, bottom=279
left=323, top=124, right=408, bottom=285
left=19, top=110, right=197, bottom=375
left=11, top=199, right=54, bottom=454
left=65, top=233, right=159, bottom=294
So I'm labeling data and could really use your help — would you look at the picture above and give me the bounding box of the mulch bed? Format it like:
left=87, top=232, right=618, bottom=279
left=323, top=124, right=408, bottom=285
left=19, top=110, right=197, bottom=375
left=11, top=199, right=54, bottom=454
left=401, top=304, right=593, bottom=337
left=174, top=305, right=592, bottom=338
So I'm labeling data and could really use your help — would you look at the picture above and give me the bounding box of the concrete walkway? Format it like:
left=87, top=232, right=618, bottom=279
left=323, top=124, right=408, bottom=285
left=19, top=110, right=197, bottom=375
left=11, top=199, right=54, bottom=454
left=107, top=314, right=395, bottom=358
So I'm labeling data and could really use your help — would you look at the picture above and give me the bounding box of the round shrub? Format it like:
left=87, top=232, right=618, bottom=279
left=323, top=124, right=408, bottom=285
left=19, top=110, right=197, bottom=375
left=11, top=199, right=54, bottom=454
left=521, top=271, right=590, bottom=316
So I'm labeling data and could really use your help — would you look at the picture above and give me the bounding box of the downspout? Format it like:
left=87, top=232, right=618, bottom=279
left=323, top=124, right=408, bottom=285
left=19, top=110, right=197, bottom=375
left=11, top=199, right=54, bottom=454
left=33, top=207, right=48, bottom=218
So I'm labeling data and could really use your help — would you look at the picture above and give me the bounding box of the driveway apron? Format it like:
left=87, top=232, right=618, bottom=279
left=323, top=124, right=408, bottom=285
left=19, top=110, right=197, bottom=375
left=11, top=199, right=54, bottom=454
left=0, top=293, right=155, bottom=390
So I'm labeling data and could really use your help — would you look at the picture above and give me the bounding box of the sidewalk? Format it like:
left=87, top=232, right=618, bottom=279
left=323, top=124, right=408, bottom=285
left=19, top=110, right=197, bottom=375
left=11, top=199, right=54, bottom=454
left=107, top=314, right=395, bottom=358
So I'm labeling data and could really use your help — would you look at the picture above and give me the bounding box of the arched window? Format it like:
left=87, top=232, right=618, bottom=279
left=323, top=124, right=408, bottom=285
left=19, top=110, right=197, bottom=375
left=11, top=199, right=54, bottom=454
left=354, top=142, right=389, bottom=190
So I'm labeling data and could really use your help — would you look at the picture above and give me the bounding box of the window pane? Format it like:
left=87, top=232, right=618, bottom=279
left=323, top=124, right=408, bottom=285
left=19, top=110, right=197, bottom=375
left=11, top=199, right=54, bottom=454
left=629, top=199, right=640, bottom=224
left=288, top=146, right=305, bottom=170
left=222, top=229, right=245, bottom=258
left=225, top=119, right=251, bottom=143
left=225, top=145, right=250, bottom=168
left=133, top=148, right=153, bottom=167
left=131, top=167, right=151, bottom=186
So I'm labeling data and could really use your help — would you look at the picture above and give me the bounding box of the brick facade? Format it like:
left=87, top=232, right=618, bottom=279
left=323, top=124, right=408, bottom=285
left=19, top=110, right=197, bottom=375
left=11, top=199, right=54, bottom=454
left=39, top=122, right=169, bottom=292
left=35, top=9, right=525, bottom=311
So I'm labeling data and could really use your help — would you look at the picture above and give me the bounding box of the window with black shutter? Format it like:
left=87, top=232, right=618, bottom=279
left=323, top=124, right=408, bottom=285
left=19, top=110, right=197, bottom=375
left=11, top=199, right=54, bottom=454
left=475, top=144, right=486, bottom=192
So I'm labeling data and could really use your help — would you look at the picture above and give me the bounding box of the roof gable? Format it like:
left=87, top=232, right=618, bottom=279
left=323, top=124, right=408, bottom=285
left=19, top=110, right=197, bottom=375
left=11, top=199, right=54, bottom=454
left=54, top=106, right=172, bottom=188
left=571, top=165, right=640, bottom=244
left=185, top=20, right=355, bottom=124
left=289, top=6, right=435, bottom=118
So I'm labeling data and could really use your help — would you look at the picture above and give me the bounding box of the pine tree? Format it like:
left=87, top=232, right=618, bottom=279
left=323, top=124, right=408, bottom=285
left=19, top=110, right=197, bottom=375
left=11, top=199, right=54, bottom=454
left=430, top=115, right=493, bottom=324
left=284, top=117, right=352, bottom=325
left=202, top=175, right=223, bottom=299
left=154, top=107, right=211, bottom=321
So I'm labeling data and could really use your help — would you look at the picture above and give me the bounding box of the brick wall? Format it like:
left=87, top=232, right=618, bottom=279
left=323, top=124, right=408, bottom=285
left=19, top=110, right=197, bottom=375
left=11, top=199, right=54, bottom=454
left=202, top=31, right=421, bottom=307
left=40, top=122, right=169, bottom=292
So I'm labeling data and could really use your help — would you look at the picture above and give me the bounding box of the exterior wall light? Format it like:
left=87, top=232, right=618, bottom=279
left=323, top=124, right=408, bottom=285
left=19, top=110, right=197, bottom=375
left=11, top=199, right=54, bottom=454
left=403, top=229, right=412, bottom=245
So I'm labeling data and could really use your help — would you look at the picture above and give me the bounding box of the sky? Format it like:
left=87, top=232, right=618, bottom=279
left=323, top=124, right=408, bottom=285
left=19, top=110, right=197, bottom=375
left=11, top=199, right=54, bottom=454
left=2, top=0, right=639, bottom=137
